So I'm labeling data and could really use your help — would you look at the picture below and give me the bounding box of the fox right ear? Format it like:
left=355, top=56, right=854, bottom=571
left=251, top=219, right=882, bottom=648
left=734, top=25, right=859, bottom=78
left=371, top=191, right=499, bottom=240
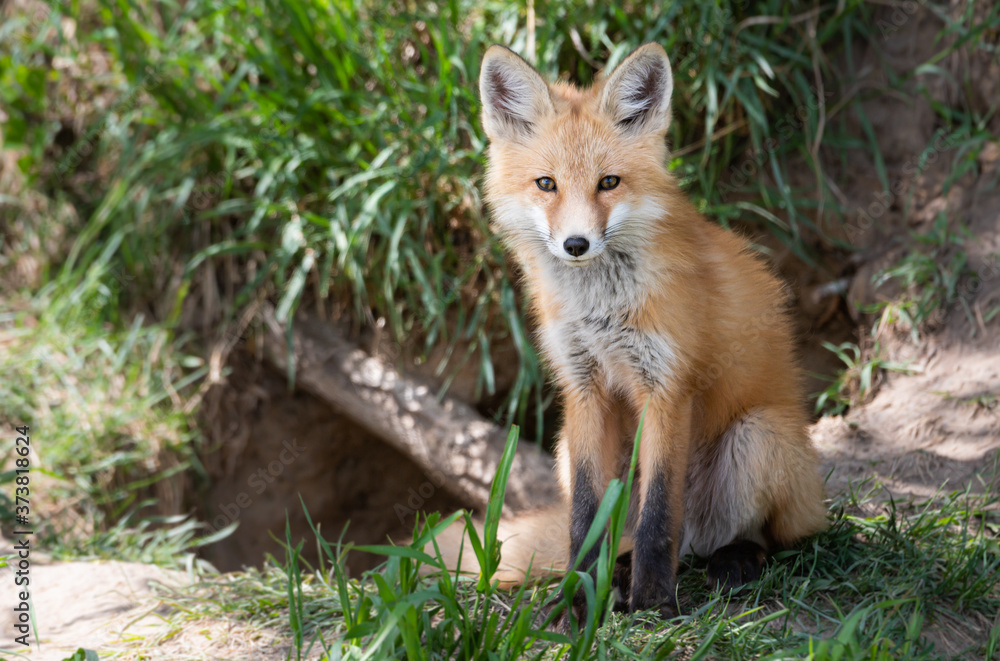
left=479, top=46, right=554, bottom=141
left=600, top=43, right=673, bottom=136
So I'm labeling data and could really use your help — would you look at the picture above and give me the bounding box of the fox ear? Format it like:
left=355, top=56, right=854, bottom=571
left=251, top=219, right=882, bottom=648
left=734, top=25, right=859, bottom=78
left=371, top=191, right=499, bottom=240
left=480, top=45, right=554, bottom=141
left=601, top=43, right=673, bottom=135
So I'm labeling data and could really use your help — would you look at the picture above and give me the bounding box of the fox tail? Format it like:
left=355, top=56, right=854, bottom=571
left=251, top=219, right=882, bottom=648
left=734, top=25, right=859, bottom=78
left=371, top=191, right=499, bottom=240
left=421, top=505, right=572, bottom=587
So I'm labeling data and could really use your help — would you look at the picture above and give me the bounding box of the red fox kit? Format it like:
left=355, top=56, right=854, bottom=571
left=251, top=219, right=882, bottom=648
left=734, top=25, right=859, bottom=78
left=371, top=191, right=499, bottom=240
left=434, top=42, right=827, bottom=619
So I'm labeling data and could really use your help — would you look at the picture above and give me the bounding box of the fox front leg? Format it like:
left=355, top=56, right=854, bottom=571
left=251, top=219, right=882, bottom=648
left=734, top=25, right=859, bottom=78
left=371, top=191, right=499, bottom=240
left=630, top=395, right=691, bottom=617
left=556, top=387, right=622, bottom=630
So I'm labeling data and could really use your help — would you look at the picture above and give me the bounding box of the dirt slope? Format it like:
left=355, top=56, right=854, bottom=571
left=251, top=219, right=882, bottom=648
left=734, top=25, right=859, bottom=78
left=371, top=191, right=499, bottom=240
left=810, top=4, right=1000, bottom=500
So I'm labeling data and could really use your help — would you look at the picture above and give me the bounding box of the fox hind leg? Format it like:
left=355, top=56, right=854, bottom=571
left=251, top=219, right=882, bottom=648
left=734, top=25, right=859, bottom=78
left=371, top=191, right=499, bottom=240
left=685, top=406, right=827, bottom=590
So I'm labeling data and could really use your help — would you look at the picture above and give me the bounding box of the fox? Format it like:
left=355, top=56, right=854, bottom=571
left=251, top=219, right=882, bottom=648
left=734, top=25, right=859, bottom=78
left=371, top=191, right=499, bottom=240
left=429, top=42, right=828, bottom=621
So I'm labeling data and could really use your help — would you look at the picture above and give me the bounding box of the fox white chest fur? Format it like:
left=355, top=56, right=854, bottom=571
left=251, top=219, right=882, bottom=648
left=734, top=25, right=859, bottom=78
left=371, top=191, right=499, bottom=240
left=537, top=252, right=679, bottom=395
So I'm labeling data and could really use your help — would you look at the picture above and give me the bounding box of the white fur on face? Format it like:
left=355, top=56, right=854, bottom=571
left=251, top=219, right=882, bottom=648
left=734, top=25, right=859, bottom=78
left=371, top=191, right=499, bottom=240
left=526, top=204, right=550, bottom=238
left=489, top=198, right=553, bottom=265
left=491, top=194, right=667, bottom=269
left=606, top=196, right=667, bottom=236
left=490, top=196, right=606, bottom=265
left=531, top=194, right=678, bottom=395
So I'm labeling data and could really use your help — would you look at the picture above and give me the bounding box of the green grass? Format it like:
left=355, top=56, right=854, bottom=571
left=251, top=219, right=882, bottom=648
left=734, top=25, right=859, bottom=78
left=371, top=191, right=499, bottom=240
left=149, top=427, right=1000, bottom=660
left=0, top=293, right=207, bottom=553
left=814, top=339, right=915, bottom=416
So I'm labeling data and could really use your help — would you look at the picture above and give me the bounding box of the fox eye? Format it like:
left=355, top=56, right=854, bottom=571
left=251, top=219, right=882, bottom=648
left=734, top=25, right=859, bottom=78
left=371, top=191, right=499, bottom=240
left=535, top=177, right=557, bottom=192
left=598, top=175, right=620, bottom=191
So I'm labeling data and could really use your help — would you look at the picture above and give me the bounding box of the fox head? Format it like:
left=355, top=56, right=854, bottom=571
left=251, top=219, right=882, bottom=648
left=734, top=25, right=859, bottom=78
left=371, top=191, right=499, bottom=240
left=479, top=43, right=676, bottom=269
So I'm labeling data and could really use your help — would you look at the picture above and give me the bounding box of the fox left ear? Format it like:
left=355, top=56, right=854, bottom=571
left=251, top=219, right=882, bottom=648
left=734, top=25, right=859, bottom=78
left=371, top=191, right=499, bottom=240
left=600, top=43, right=673, bottom=136
left=479, top=45, right=554, bottom=142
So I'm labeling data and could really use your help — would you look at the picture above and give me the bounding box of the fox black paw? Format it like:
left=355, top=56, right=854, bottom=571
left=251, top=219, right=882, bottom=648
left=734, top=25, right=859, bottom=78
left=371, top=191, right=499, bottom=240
left=630, top=595, right=678, bottom=628
left=706, top=540, right=767, bottom=590
left=629, top=582, right=678, bottom=619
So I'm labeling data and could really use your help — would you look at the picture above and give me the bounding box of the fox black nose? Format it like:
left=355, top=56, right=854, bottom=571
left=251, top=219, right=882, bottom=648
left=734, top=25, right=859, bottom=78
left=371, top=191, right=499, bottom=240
left=563, top=236, right=590, bottom=257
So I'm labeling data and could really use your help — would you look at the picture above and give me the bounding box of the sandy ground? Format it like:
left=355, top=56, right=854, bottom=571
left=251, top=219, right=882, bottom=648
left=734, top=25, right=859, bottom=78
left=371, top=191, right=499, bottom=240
left=0, top=544, right=296, bottom=660
left=815, top=339, right=1000, bottom=500
left=813, top=115, right=1000, bottom=502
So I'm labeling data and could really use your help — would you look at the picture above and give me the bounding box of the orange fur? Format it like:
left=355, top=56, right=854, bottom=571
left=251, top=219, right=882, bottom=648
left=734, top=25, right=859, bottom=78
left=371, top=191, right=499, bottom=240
left=429, top=43, right=827, bottom=603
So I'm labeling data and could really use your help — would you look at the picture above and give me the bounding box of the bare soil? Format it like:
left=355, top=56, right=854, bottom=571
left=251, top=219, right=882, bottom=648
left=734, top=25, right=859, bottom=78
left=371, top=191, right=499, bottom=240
left=0, top=542, right=299, bottom=661
left=807, top=4, right=1000, bottom=500
left=814, top=155, right=1000, bottom=500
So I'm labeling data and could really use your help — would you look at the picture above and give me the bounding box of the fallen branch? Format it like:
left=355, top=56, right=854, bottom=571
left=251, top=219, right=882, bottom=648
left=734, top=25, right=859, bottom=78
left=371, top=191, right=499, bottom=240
left=261, top=310, right=560, bottom=513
